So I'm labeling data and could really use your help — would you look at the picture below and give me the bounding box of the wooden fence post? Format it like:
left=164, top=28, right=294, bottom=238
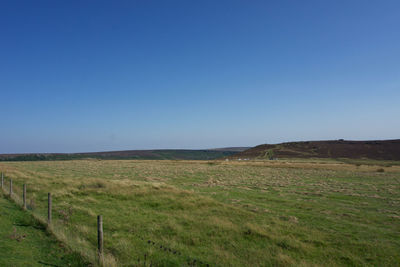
left=9, top=178, right=12, bottom=196
left=48, top=193, right=52, bottom=225
left=1, top=172, right=3, bottom=188
left=98, top=215, right=103, bottom=263
left=23, top=184, right=27, bottom=209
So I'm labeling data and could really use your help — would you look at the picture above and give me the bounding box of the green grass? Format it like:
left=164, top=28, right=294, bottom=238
left=0, top=159, right=399, bottom=266
left=0, top=192, right=87, bottom=266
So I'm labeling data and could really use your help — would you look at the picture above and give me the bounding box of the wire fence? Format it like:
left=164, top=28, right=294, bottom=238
left=0, top=171, right=105, bottom=266
left=0, top=171, right=210, bottom=267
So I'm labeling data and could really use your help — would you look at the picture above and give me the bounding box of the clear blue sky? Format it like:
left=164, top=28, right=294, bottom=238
left=1, top=0, right=399, bottom=153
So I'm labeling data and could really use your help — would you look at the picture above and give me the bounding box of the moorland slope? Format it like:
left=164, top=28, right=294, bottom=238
left=232, top=139, right=400, bottom=160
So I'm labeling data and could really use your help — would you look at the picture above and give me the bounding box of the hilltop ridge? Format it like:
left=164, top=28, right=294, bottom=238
left=0, top=147, right=249, bottom=161
left=231, top=139, right=400, bottom=160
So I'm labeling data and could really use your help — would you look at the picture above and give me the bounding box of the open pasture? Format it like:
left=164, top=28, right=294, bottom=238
left=0, top=159, right=399, bottom=266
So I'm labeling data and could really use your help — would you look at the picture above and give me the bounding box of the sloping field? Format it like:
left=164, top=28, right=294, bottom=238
left=232, top=139, right=400, bottom=160
left=0, top=194, right=87, bottom=266
left=0, top=159, right=399, bottom=266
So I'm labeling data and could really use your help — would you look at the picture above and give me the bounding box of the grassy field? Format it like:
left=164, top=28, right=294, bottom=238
left=0, top=159, right=399, bottom=266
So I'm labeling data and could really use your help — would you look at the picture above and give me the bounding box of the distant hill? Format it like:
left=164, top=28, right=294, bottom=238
left=230, top=139, right=400, bottom=160
left=208, top=147, right=250, bottom=152
left=0, top=148, right=248, bottom=161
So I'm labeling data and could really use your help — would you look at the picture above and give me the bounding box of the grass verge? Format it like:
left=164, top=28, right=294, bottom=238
left=0, top=191, right=88, bottom=266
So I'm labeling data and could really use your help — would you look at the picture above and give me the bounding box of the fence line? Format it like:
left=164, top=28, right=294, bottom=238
left=0, top=172, right=105, bottom=266
left=0, top=171, right=206, bottom=267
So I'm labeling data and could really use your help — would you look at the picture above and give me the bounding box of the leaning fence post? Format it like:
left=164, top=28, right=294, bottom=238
left=48, top=193, right=52, bottom=225
left=9, top=178, right=12, bottom=196
left=1, top=172, right=3, bottom=188
left=98, top=215, right=104, bottom=263
left=23, top=184, right=27, bottom=209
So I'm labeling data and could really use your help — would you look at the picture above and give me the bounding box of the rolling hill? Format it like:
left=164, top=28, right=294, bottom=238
left=0, top=147, right=249, bottom=161
left=231, top=139, right=400, bottom=160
